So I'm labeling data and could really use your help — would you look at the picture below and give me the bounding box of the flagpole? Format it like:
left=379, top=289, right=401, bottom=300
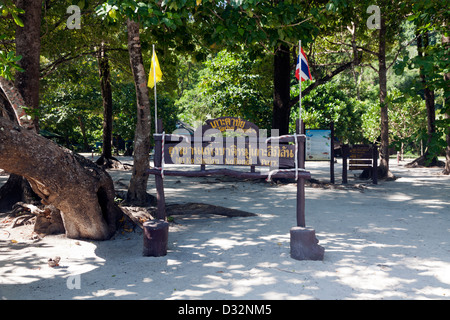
left=153, top=44, right=158, bottom=133
left=298, top=40, right=302, bottom=125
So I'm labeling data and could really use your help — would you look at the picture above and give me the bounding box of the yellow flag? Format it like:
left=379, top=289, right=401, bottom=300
left=148, top=49, right=162, bottom=88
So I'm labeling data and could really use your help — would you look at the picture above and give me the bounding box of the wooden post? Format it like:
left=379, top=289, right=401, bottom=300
left=154, top=119, right=166, bottom=220
left=290, top=120, right=325, bottom=260
left=372, top=144, right=378, bottom=184
left=342, top=144, right=348, bottom=184
left=296, top=119, right=305, bottom=227
left=143, top=220, right=169, bottom=257
left=330, top=122, right=335, bottom=184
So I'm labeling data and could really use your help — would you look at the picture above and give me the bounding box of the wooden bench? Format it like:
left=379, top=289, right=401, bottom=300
left=342, top=144, right=378, bottom=184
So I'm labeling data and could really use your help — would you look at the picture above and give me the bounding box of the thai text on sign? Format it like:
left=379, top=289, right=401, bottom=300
left=165, top=141, right=295, bottom=167
left=164, top=117, right=295, bottom=169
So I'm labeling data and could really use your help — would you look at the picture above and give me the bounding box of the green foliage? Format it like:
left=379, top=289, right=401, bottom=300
left=0, top=0, right=24, bottom=27
left=290, top=81, right=364, bottom=144
left=359, top=100, right=380, bottom=143
left=152, top=95, right=180, bottom=135
left=357, top=87, right=445, bottom=158
left=0, top=0, right=24, bottom=80
left=0, top=50, right=23, bottom=80
left=394, top=29, right=449, bottom=102
left=384, top=89, right=428, bottom=154
left=176, top=50, right=272, bottom=130
left=39, top=54, right=179, bottom=150
left=392, top=2, right=449, bottom=161
left=40, top=57, right=103, bottom=151
left=111, top=82, right=137, bottom=142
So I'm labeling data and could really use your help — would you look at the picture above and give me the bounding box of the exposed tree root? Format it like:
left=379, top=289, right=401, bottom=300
left=405, top=154, right=444, bottom=168
left=95, top=155, right=132, bottom=170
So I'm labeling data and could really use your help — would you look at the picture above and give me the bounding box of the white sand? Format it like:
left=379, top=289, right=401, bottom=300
left=0, top=158, right=449, bottom=300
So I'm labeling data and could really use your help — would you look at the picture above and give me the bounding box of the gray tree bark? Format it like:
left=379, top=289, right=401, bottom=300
left=126, top=19, right=152, bottom=206
left=0, top=116, right=123, bottom=240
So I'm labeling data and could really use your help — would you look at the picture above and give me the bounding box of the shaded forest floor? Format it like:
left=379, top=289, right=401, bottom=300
left=1, top=157, right=449, bottom=300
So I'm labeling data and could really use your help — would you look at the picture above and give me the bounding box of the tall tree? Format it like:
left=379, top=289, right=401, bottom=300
left=377, top=13, right=391, bottom=178
left=393, top=0, right=449, bottom=169
left=96, top=0, right=196, bottom=205
left=96, top=42, right=114, bottom=165
left=332, top=0, right=413, bottom=178
left=410, top=30, right=439, bottom=166
left=126, top=18, right=153, bottom=205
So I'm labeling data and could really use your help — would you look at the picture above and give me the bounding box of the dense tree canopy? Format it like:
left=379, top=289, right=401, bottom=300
left=0, top=0, right=447, bottom=165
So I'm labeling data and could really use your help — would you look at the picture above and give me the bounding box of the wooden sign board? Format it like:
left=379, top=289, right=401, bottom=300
left=165, top=116, right=296, bottom=168
left=164, top=141, right=295, bottom=168
left=201, top=117, right=259, bottom=136
left=349, top=145, right=373, bottom=159
left=342, top=144, right=378, bottom=184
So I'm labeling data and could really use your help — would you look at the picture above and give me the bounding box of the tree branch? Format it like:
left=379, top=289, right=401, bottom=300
left=39, top=47, right=128, bottom=79
left=39, top=50, right=99, bottom=79
left=387, top=33, right=421, bottom=70
left=326, top=39, right=379, bottom=57
left=289, top=59, right=357, bottom=108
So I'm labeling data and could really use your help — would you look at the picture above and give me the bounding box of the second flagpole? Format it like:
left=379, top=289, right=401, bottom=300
left=153, top=44, right=158, bottom=134
left=298, top=40, right=302, bottom=126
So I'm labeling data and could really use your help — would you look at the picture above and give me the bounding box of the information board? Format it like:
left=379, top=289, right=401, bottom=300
left=305, top=129, right=332, bottom=161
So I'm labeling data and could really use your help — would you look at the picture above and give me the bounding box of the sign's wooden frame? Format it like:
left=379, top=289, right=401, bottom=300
left=147, top=118, right=311, bottom=228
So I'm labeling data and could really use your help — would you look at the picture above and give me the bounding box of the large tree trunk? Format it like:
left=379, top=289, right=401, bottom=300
left=0, top=116, right=123, bottom=240
left=0, top=78, right=39, bottom=211
left=15, top=0, right=41, bottom=131
left=272, top=45, right=291, bottom=135
left=126, top=19, right=152, bottom=205
left=377, top=16, right=394, bottom=179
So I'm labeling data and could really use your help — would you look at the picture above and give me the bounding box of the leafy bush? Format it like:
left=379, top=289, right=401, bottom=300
left=290, top=81, right=365, bottom=144
left=176, top=50, right=272, bottom=130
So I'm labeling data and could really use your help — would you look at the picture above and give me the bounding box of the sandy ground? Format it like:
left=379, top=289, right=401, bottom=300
left=0, top=156, right=449, bottom=300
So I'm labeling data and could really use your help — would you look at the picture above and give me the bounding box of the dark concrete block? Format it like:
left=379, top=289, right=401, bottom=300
left=290, top=226, right=324, bottom=261
left=143, top=220, right=169, bottom=257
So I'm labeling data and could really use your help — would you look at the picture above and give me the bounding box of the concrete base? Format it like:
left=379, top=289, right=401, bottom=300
left=290, top=226, right=324, bottom=261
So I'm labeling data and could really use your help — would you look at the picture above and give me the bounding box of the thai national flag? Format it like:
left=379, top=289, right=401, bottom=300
left=295, top=47, right=312, bottom=81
